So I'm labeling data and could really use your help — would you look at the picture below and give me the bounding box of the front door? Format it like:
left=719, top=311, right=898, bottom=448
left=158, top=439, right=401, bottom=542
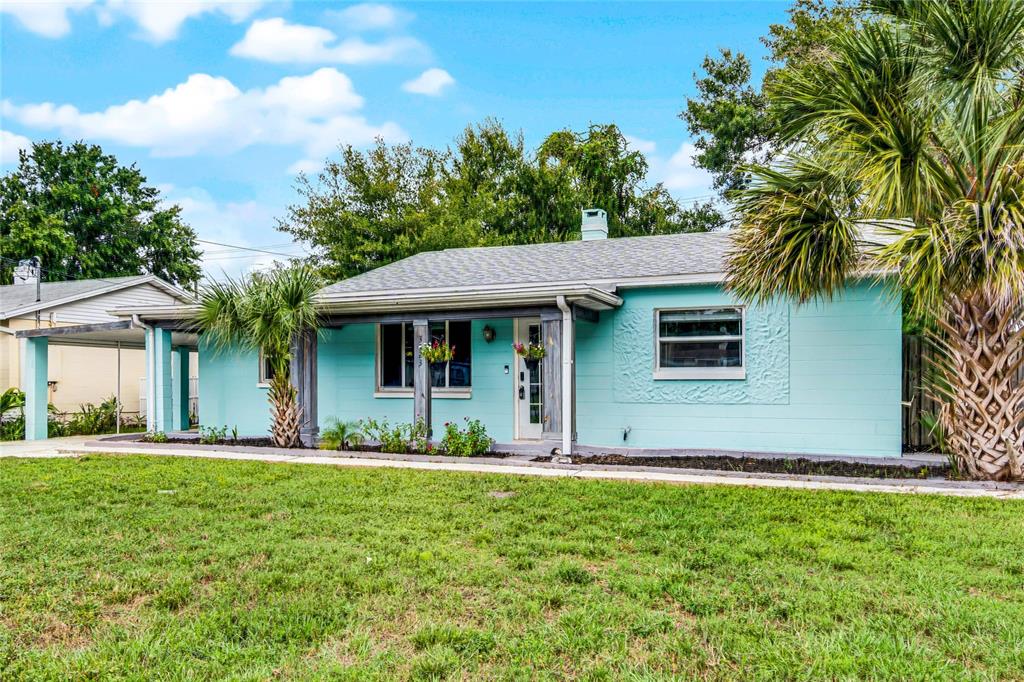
left=515, top=318, right=544, bottom=440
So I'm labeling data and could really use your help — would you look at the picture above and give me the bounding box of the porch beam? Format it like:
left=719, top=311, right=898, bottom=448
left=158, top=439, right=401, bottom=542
left=540, top=313, right=562, bottom=440
left=21, top=336, right=49, bottom=440
left=322, top=306, right=559, bottom=328
left=290, top=328, right=319, bottom=447
left=412, top=320, right=432, bottom=434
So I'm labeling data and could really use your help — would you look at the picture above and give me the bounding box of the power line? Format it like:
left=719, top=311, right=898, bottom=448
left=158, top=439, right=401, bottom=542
left=196, top=239, right=305, bottom=259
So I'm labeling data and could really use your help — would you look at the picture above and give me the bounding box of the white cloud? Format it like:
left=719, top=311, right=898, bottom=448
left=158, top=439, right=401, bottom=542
left=624, top=134, right=656, bottom=155
left=3, top=68, right=407, bottom=162
left=632, top=139, right=714, bottom=199
left=0, top=1, right=94, bottom=38
left=230, top=17, right=424, bottom=64
left=2, top=0, right=263, bottom=42
left=331, top=3, right=408, bottom=31
left=1, top=130, right=32, bottom=165
left=99, top=0, right=264, bottom=43
left=401, top=68, right=455, bottom=96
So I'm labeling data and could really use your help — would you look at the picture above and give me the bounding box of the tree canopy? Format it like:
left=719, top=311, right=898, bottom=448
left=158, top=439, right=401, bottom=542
left=0, top=141, right=201, bottom=287
left=681, top=0, right=861, bottom=194
left=277, top=121, right=724, bottom=281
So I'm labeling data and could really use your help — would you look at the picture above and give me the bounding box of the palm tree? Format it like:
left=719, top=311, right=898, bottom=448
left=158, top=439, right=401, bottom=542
left=194, top=266, right=321, bottom=448
left=726, top=0, right=1024, bottom=480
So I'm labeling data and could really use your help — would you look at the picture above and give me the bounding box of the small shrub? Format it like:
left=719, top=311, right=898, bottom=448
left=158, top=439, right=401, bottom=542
left=148, top=431, right=169, bottom=443
left=363, top=418, right=409, bottom=453
left=440, top=418, right=493, bottom=457
left=199, top=425, right=228, bottom=445
left=319, top=418, right=366, bottom=450
left=554, top=561, right=594, bottom=586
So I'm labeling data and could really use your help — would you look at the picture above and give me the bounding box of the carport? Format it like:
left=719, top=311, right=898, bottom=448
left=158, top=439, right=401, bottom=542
left=16, top=319, right=197, bottom=440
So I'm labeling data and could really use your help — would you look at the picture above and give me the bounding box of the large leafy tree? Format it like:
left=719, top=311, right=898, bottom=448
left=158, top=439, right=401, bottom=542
left=278, top=121, right=723, bottom=280
left=681, top=0, right=860, bottom=194
left=0, top=141, right=201, bottom=286
left=727, top=0, right=1024, bottom=480
left=195, top=266, right=322, bottom=448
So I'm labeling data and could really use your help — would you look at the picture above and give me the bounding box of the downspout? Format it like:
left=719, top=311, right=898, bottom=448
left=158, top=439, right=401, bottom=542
left=134, top=313, right=155, bottom=430
left=556, top=296, right=573, bottom=457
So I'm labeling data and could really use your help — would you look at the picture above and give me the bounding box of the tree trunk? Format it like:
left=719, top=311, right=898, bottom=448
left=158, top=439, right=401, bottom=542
left=933, top=291, right=1024, bottom=481
left=268, top=371, right=302, bottom=448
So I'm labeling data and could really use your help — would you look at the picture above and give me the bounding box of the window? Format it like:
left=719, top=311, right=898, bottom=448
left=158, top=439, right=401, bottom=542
left=258, top=350, right=276, bottom=386
left=654, top=307, right=745, bottom=380
left=377, top=321, right=472, bottom=392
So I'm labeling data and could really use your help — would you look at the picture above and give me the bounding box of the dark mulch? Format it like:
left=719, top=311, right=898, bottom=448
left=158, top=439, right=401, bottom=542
left=142, top=436, right=307, bottom=449
left=532, top=453, right=952, bottom=479
left=138, top=436, right=511, bottom=458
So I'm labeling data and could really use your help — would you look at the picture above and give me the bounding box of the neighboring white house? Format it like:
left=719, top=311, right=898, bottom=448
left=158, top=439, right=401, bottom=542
left=0, top=272, right=198, bottom=417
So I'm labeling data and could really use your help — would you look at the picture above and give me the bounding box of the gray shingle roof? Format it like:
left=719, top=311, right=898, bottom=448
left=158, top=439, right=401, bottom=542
left=320, top=232, right=733, bottom=296
left=0, top=275, right=186, bottom=318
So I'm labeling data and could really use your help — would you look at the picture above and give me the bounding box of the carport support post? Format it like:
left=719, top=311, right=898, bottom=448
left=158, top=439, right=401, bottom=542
left=21, top=336, right=48, bottom=440
left=412, top=320, right=431, bottom=436
left=145, top=326, right=174, bottom=433
left=174, top=347, right=190, bottom=431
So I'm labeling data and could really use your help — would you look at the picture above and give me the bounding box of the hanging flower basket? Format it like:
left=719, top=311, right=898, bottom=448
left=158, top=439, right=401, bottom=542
left=513, top=342, right=545, bottom=373
left=420, top=340, right=454, bottom=368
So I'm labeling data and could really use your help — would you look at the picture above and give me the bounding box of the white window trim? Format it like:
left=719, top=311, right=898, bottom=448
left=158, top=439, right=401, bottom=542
left=653, top=306, right=746, bottom=381
left=257, top=349, right=272, bottom=388
left=375, top=322, right=472, bottom=396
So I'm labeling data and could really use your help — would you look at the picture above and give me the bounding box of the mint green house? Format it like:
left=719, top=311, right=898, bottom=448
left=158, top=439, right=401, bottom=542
left=200, top=209, right=902, bottom=457
left=18, top=210, right=902, bottom=457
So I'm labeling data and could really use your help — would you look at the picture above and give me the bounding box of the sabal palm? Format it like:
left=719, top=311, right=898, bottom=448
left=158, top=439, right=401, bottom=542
left=727, top=0, right=1024, bottom=480
left=195, top=266, right=321, bottom=448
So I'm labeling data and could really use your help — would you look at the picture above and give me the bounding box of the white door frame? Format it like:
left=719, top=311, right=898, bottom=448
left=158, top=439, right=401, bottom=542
left=513, top=317, right=544, bottom=440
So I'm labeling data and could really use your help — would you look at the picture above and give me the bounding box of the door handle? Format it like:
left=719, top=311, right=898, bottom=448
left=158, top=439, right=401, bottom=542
left=519, top=385, right=525, bottom=400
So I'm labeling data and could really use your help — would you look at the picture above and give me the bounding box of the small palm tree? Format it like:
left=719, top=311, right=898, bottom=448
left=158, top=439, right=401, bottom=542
left=727, top=1, right=1024, bottom=480
left=195, top=266, right=321, bottom=448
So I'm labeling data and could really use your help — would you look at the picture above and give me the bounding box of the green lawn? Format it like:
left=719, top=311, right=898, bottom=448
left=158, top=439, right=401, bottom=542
left=1, top=456, right=1023, bottom=680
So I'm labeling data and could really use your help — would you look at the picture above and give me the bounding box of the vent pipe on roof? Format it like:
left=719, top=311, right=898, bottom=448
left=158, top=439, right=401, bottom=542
left=581, top=208, right=608, bottom=241
left=13, top=257, right=41, bottom=286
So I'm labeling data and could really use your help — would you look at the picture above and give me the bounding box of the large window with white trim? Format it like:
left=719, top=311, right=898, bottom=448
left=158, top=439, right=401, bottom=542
left=377, top=321, right=472, bottom=392
left=654, top=307, right=745, bottom=380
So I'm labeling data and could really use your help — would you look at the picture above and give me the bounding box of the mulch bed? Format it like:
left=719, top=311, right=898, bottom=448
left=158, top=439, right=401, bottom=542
left=532, top=453, right=952, bottom=479
left=138, top=436, right=512, bottom=458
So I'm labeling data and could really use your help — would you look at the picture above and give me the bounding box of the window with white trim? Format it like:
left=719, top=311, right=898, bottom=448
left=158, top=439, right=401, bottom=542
left=377, top=321, right=472, bottom=392
left=654, top=307, right=745, bottom=380
left=258, top=349, right=276, bottom=386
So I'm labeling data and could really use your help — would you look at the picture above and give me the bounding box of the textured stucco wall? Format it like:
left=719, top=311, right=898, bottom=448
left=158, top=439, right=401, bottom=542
left=576, top=282, right=902, bottom=456
left=198, top=340, right=271, bottom=436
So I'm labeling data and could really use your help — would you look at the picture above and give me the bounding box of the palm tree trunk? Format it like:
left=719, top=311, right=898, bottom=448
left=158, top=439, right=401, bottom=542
left=267, top=372, right=302, bottom=448
left=934, top=291, right=1024, bottom=481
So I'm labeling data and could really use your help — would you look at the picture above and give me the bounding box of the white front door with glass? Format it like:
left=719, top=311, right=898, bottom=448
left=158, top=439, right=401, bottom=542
left=515, top=318, right=544, bottom=440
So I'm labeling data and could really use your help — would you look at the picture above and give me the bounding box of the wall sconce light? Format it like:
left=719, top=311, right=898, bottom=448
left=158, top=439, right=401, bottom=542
left=482, top=325, right=496, bottom=343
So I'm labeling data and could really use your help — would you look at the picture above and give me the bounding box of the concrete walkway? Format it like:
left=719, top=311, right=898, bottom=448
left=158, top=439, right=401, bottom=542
left=3, top=436, right=1023, bottom=499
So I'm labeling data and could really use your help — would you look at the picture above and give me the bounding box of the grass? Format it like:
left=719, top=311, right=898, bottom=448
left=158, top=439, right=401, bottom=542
left=1, top=456, right=1023, bottom=680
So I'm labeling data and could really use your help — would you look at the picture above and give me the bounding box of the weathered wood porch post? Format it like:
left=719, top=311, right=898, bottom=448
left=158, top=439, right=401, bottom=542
left=541, top=311, right=562, bottom=441
left=290, top=327, right=318, bottom=447
left=412, top=320, right=432, bottom=434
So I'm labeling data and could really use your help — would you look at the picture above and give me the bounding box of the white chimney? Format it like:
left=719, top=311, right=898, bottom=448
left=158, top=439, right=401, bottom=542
left=581, top=208, right=608, bottom=241
left=13, top=257, right=41, bottom=286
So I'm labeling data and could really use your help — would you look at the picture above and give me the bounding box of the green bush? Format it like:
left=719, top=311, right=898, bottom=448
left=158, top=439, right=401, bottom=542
left=440, top=418, right=493, bottom=457
left=319, top=418, right=366, bottom=450
left=362, top=418, right=432, bottom=454
left=199, top=425, right=228, bottom=445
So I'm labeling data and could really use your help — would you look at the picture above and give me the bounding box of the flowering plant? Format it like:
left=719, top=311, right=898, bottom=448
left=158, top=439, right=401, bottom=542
left=420, top=340, right=454, bottom=364
left=513, top=341, right=546, bottom=361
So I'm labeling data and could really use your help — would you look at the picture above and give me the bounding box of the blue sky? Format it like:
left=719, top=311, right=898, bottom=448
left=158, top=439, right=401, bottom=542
left=1, top=1, right=787, bottom=277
